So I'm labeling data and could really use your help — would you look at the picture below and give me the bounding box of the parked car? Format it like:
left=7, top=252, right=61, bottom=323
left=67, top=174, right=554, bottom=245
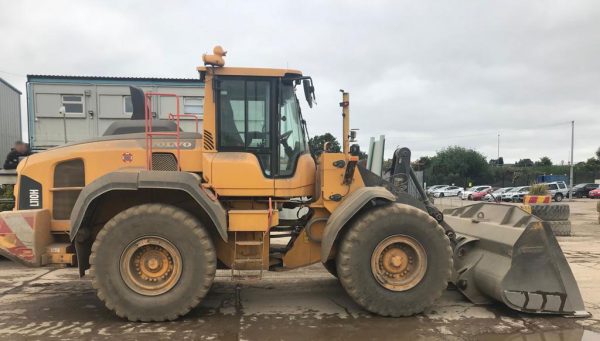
left=484, top=187, right=513, bottom=202
left=471, top=188, right=493, bottom=201
left=433, top=185, right=464, bottom=198
left=545, top=181, right=569, bottom=202
left=461, top=186, right=492, bottom=200
left=589, top=188, right=600, bottom=199
left=426, top=185, right=448, bottom=194
left=501, top=186, right=530, bottom=202
left=571, top=183, right=600, bottom=198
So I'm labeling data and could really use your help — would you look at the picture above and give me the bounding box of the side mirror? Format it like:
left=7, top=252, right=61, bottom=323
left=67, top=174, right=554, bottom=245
left=303, top=79, right=315, bottom=108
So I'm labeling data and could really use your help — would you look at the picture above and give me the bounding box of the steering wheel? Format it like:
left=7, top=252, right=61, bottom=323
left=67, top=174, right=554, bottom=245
left=279, top=130, right=293, bottom=143
left=279, top=130, right=295, bottom=160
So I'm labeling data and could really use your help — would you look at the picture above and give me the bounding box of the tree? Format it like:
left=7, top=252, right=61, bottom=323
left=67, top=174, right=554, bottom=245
left=596, top=146, right=600, bottom=160
left=515, top=158, right=534, bottom=167
left=412, top=156, right=432, bottom=171
left=426, top=146, right=489, bottom=187
left=308, top=133, right=340, bottom=157
left=535, top=156, right=553, bottom=167
left=583, top=157, right=600, bottom=170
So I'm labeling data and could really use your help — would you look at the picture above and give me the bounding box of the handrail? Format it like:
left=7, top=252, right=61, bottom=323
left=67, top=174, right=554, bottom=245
left=168, top=113, right=200, bottom=133
left=144, top=92, right=181, bottom=170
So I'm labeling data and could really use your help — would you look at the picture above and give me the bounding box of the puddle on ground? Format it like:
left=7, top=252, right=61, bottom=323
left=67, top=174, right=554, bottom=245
left=475, top=328, right=600, bottom=341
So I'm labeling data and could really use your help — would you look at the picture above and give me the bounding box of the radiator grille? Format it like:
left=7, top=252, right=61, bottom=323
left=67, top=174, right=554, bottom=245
left=204, top=130, right=214, bottom=150
left=53, top=159, right=85, bottom=220
left=53, top=190, right=81, bottom=220
left=54, top=159, right=85, bottom=187
left=152, top=153, right=178, bottom=171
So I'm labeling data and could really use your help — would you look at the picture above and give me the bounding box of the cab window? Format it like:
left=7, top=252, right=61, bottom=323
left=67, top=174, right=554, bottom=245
left=217, top=78, right=272, bottom=175
left=278, top=83, right=308, bottom=176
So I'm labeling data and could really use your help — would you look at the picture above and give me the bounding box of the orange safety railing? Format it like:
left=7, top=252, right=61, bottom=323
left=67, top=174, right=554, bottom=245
left=144, top=92, right=181, bottom=170
left=168, top=113, right=200, bottom=133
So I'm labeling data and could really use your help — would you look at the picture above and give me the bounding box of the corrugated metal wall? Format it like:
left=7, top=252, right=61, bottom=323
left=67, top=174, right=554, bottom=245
left=0, top=79, right=22, bottom=164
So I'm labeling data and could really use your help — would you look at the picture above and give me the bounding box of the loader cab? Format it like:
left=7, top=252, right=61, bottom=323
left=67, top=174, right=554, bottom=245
left=202, top=67, right=316, bottom=197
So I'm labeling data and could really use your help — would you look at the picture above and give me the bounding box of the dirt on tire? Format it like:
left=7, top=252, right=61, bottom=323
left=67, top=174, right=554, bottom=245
left=336, top=203, right=452, bottom=317
left=90, top=204, right=216, bottom=322
left=530, top=204, right=570, bottom=221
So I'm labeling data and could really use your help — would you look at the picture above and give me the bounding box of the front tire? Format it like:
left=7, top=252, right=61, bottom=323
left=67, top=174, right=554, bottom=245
left=323, top=259, right=338, bottom=278
left=336, top=204, right=452, bottom=317
left=90, top=204, right=216, bottom=322
left=555, top=193, right=563, bottom=202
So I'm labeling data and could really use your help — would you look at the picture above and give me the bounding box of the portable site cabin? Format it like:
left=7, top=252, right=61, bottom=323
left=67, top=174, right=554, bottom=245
left=26, top=75, right=204, bottom=149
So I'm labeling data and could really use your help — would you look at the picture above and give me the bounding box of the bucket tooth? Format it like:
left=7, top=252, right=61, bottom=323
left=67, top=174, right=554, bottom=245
left=445, top=203, right=589, bottom=316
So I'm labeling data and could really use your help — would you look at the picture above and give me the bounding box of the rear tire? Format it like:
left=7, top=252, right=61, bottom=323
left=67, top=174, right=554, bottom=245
left=336, top=204, right=452, bottom=317
left=90, top=204, right=216, bottom=321
left=555, top=193, right=563, bottom=202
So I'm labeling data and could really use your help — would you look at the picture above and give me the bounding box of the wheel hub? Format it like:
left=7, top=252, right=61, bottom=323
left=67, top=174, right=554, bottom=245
left=371, top=235, right=427, bottom=291
left=120, top=236, right=182, bottom=296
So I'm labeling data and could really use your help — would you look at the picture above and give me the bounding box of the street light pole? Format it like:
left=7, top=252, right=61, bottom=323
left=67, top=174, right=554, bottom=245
left=497, top=133, right=500, bottom=161
left=569, top=120, right=574, bottom=201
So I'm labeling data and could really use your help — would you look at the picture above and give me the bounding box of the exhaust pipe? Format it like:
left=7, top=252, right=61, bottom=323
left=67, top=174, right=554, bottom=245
left=445, top=203, right=588, bottom=316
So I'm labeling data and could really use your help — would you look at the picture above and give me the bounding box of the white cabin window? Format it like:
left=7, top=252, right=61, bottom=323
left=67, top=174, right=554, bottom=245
left=61, top=95, right=83, bottom=114
left=123, top=96, right=133, bottom=115
left=183, top=97, right=203, bottom=116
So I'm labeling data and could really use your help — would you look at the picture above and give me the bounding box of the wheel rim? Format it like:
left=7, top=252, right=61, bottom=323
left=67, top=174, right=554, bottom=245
left=371, top=235, right=427, bottom=291
left=120, top=236, right=182, bottom=296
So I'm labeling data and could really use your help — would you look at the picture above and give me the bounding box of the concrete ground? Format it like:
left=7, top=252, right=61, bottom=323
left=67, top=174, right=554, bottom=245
left=1, top=199, right=600, bottom=340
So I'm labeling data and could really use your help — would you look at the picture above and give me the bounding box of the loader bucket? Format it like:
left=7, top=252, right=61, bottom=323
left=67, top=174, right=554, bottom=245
left=0, top=209, right=52, bottom=267
left=444, top=203, right=588, bottom=316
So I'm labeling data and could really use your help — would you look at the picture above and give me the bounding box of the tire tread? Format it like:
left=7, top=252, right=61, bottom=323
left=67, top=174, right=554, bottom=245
left=89, top=203, right=216, bottom=322
left=336, top=203, right=452, bottom=317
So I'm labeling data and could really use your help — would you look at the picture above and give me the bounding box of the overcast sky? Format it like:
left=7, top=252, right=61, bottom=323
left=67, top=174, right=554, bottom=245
left=1, top=0, right=599, bottom=163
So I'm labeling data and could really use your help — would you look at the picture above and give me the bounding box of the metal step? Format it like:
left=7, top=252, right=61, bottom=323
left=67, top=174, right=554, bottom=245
left=42, top=243, right=76, bottom=266
left=235, top=240, right=263, bottom=246
left=231, top=230, right=266, bottom=280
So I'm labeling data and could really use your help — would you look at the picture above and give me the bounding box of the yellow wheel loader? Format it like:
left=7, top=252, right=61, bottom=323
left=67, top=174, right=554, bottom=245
left=0, top=46, right=587, bottom=321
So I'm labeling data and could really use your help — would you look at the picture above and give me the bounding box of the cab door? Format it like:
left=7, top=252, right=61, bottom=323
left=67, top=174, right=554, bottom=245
left=273, top=80, right=315, bottom=197
left=210, top=78, right=275, bottom=196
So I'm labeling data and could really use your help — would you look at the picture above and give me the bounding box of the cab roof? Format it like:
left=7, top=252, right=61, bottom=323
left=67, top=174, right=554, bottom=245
left=196, top=66, right=302, bottom=78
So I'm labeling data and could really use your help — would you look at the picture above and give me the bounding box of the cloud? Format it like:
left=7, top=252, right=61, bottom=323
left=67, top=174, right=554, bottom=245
left=1, top=0, right=598, bottom=162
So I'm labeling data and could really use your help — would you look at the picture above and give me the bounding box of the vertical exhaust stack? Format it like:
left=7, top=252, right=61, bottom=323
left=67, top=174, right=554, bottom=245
left=129, top=86, right=146, bottom=120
